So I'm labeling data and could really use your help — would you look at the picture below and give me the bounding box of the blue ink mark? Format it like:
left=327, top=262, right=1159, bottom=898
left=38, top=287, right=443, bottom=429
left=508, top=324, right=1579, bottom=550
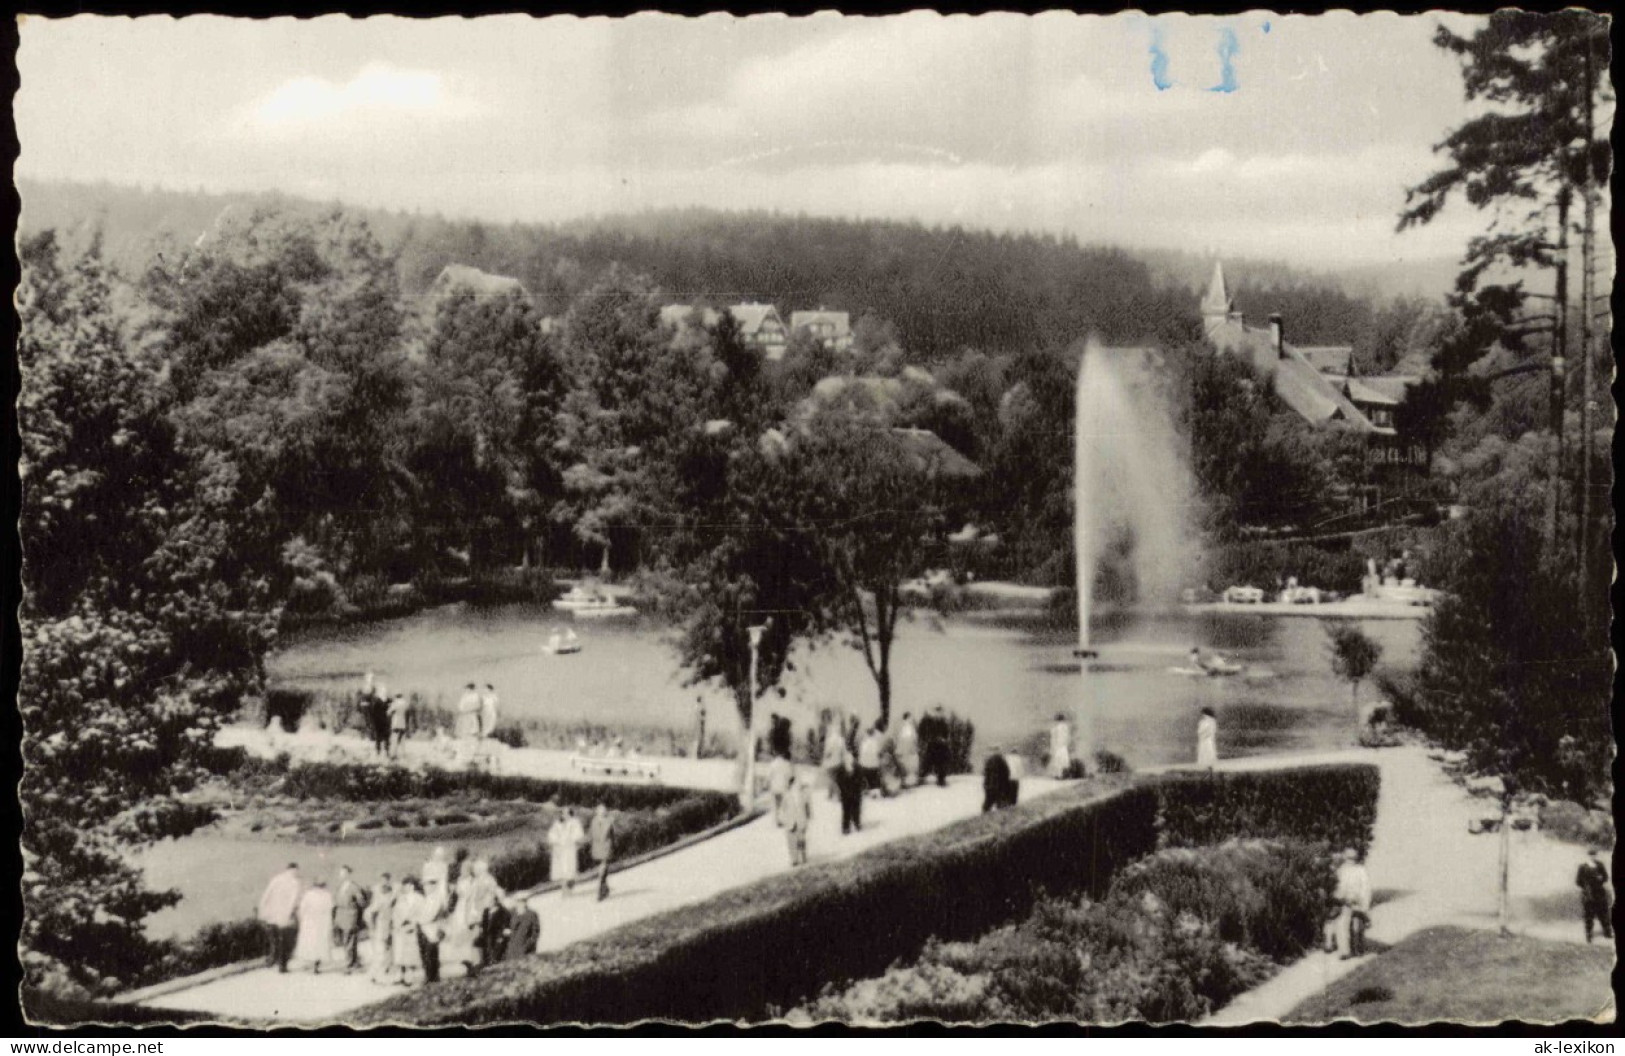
left=1262, top=20, right=1271, bottom=34
left=1149, top=25, right=1173, bottom=91
left=1209, top=26, right=1240, bottom=92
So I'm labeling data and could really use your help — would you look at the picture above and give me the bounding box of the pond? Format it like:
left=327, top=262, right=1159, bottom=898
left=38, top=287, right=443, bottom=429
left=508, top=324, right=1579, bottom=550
left=145, top=602, right=1419, bottom=941
left=267, top=601, right=1420, bottom=771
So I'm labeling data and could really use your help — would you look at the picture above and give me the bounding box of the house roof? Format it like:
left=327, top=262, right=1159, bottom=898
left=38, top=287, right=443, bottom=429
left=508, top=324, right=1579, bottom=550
left=729, top=302, right=783, bottom=337
left=1200, top=261, right=1231, bottom=318
left=1208, top=316, right=1386, bottom=434
left=431, top=264, right=526, bottom=299
left=790, top=309, right=852, bottom=334
left=1328, top=375, right=1419, bottom=405
left=1297, top=345, right=1355, bottom=374
left=660, top=302, right=783, bottom=338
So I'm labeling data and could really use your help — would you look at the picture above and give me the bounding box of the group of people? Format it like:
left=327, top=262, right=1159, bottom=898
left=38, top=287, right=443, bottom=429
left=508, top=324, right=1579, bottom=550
left=353, top=673, right=503, bottom=764
left=255, top=849, right=540, bottom=987
left=545, top=803, right=617, bottom=901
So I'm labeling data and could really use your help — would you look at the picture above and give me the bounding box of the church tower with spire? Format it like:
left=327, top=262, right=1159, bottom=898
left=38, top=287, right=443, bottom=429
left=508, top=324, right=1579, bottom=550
left=1200, top=260, right=1234, bottom=339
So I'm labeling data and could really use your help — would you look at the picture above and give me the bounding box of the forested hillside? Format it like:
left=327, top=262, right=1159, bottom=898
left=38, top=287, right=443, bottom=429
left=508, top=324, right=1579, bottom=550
left=21, top=179, right=1445, bottom=367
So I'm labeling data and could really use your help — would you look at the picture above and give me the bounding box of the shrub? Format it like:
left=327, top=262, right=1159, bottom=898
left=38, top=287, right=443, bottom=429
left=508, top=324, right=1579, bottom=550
left=1155, top=764, right=1379, bottom=856
left=263, top=688, right=313, bottom=733
left=348, top=764, right=1376, bottom=1026
left=804, top=839, right=1322, bottom=1024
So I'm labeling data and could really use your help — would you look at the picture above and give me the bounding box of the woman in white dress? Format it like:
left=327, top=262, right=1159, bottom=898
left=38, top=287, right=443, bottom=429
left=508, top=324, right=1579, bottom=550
left=551, top=807, right=586, bottom=894
left=1196, top=707, right=1219, bottom=768
left=292, top=880, right=335, bottom=972
left=1048, top=713, right=1072, bottom=779
left=390, top=879, right=425, bottom=984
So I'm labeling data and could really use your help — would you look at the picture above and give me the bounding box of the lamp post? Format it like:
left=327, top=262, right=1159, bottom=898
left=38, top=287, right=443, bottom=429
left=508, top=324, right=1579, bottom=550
left=741, top=622, right=768, bottom=812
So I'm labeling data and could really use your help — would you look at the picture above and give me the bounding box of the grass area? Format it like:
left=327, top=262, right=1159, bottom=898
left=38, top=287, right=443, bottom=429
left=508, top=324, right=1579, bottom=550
left=1284, top=926, right=1616, bottom=1025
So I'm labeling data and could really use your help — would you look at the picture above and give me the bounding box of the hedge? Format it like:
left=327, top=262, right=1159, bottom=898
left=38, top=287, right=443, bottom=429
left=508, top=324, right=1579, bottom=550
left=227, top=756, right=735, bottom=815
left=1154, top=764, right=1380, bottom=855
left=349, top=764, right=1378, bottom=1026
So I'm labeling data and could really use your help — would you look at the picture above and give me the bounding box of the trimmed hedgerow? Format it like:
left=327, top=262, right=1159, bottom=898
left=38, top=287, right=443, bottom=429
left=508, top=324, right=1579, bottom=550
left=344, top=764, right=1379, bottom=1026
left=226, top=757, right=734, bottom=815
left=1155, top=764, right=1379, bottom=856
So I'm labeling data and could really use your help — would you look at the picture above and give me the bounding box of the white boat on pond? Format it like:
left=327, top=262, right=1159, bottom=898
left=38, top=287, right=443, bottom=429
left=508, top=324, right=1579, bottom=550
left=552, top=586, right=638, bottom=618
left=542, top=628, right=583, bottom=655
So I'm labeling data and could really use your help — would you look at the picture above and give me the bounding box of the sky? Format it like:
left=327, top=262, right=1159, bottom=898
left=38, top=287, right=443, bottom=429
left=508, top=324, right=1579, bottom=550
left=17, top=12, right=1497, bottom=268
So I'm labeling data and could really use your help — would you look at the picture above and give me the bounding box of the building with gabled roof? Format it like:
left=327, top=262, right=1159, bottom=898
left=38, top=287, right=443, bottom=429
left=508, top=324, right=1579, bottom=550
left=790, top=309, right=854, bottom=352
left=661, top=302, right=789, bottom=360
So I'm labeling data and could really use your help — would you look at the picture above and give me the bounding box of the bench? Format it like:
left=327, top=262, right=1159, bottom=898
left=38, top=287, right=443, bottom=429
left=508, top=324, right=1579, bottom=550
left=571, top=755, right=662, bottom=782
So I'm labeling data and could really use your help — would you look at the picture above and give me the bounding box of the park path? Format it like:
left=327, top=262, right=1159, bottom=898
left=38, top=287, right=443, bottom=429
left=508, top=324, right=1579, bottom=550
left=1201, top=745, right=1606, bottom=1026
left=137, top=769, right=1062, bottom=1023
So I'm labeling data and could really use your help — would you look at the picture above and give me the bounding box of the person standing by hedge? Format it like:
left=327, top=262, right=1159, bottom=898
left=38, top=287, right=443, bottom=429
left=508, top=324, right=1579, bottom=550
left=390, top=878, right=425, bottom=985
left=919, top=705, right=950, bottom=787
left=1049, top=713, right=1073, bottom=779
left=590, top=803, right=616, bottom=901
left=896, top=712, right=920, bottom=789
left=332, top=864, right=369, bottom=974
left=480, top=684, right=500, bottom=740
left=1577, top=847, right=1613, bottom=944
left=858, top=725, right=885, bottom=796
left=1196, top=708, right=1219, bottom=769
left=836, top=749, right=864, bottom=835
left=982, top=746, right=1017, bottom=812
left=549, top=807, right=584, bottom=895
left=365, top=872, right=396, bottom=983
left=784, top=771, right=812, bottom=866
left=256, top=862, right=302, bottom=973
left=821, top=717, right=846, bottom=801
left=388, top=693, right=410, bottom=758
left=768, top=752, right=794, bottom=825
left=292, top=878, right=334, bottom=973
left=1332, top=848, right=1372, bottom=958
left=502, top=892, right=540, bottom=961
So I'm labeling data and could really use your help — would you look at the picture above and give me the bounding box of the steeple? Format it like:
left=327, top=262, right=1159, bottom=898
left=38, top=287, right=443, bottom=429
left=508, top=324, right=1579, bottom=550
left=1200, top=260, right=1232, bottom=330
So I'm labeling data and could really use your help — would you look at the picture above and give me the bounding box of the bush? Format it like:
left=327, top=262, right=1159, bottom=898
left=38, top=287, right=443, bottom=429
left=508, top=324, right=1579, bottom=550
left=804, top=838, right=1325, bottom=1024
left=1155, top=764, right=1379, bottom=856
left=225, top=757, right=736, bottom=816
left=262, top=688, right=313, bottom=733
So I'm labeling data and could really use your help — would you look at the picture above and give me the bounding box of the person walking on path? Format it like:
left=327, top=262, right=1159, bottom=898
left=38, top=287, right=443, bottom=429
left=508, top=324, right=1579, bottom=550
left=836, top=750, right=864, bottom=835
left=1331, top=848, right=1373, bottom=958
left=417, top=877, right=448, bottom=984
left=982, top=746, right=1017, bottom=813
left=466, top=857, right=505, bottom=972
left=422, top=845, right=450, bottom=904
left=502, top=893, right=540, bottom=961
left=783, top=771, right=812, bottom=867
left=479, top=684, right=500, bottom=740
left=1577, top=846, right=1613, bottom=943
left=332, top=865, right=369, bottom=974
left=387, top=693, right=410, bottom=758
left=822, top=718, right=847, bottom=801
left=768, top=753, right=793, bottom=825
left=919, top=705, right=950, bottom=787
left=1195, top=707, right=1219, bottom=769
left=256, top=862, right=302, bottom=974
left=364, top=873, right=396, bottom=983
left=389, top=879, right=425, bottom=985
left=589, top=804, right=617, bottom=901
left=1048, top=713, right=1073, bottom=779
left=896, top=712, right=920, bottom=789
left=292, top=879, right=335, bottom=973
left=857, top=725, right=885, bottom=796
left=548, top=807, right=584, bottom=894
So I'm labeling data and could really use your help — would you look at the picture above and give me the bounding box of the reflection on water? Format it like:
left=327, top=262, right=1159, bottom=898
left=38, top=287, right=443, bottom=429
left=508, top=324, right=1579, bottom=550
left=270, top=603, right=1420, bottom=771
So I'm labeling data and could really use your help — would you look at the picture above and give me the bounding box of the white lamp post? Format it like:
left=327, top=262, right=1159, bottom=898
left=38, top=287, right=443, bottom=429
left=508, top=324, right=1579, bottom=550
left=741, top=622, right=768, bottom=811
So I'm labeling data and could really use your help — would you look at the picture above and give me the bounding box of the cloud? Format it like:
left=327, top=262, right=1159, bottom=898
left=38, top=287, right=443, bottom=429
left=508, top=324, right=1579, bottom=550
left=242, top=63, right=468, bottom=134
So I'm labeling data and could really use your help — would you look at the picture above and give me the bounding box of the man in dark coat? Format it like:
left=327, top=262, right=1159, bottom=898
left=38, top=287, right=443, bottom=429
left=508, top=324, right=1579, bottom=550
left=1577, top=847, right=1613, bottom=943
left=502, top=894, right=540, bottom=961
left=982, top=746, right=1017, bottom=812
left=332, top=865, right=369, bottom=973
left=918, top=705, right=951, bottom=787
left=836, top=751, right=864, bottom=835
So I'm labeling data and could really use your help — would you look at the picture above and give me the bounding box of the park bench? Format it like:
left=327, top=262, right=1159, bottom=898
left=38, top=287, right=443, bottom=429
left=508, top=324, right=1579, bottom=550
left=571, top=755, right=662, bottom=782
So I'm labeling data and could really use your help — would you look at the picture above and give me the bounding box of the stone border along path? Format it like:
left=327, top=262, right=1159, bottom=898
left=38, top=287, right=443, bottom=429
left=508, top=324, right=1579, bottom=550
left=134, top=743, right=1601, bottom=1025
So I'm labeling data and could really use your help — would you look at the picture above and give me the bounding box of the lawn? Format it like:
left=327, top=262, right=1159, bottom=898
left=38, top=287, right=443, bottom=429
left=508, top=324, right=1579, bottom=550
left=1284, top=926, right=1615, bottom=1025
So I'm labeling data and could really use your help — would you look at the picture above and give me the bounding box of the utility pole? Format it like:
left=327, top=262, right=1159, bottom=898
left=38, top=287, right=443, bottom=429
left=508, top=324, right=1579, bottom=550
left=1547, top=194, right=1569, bottom=549
left=1575, top=27, right=1598, bottom=584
